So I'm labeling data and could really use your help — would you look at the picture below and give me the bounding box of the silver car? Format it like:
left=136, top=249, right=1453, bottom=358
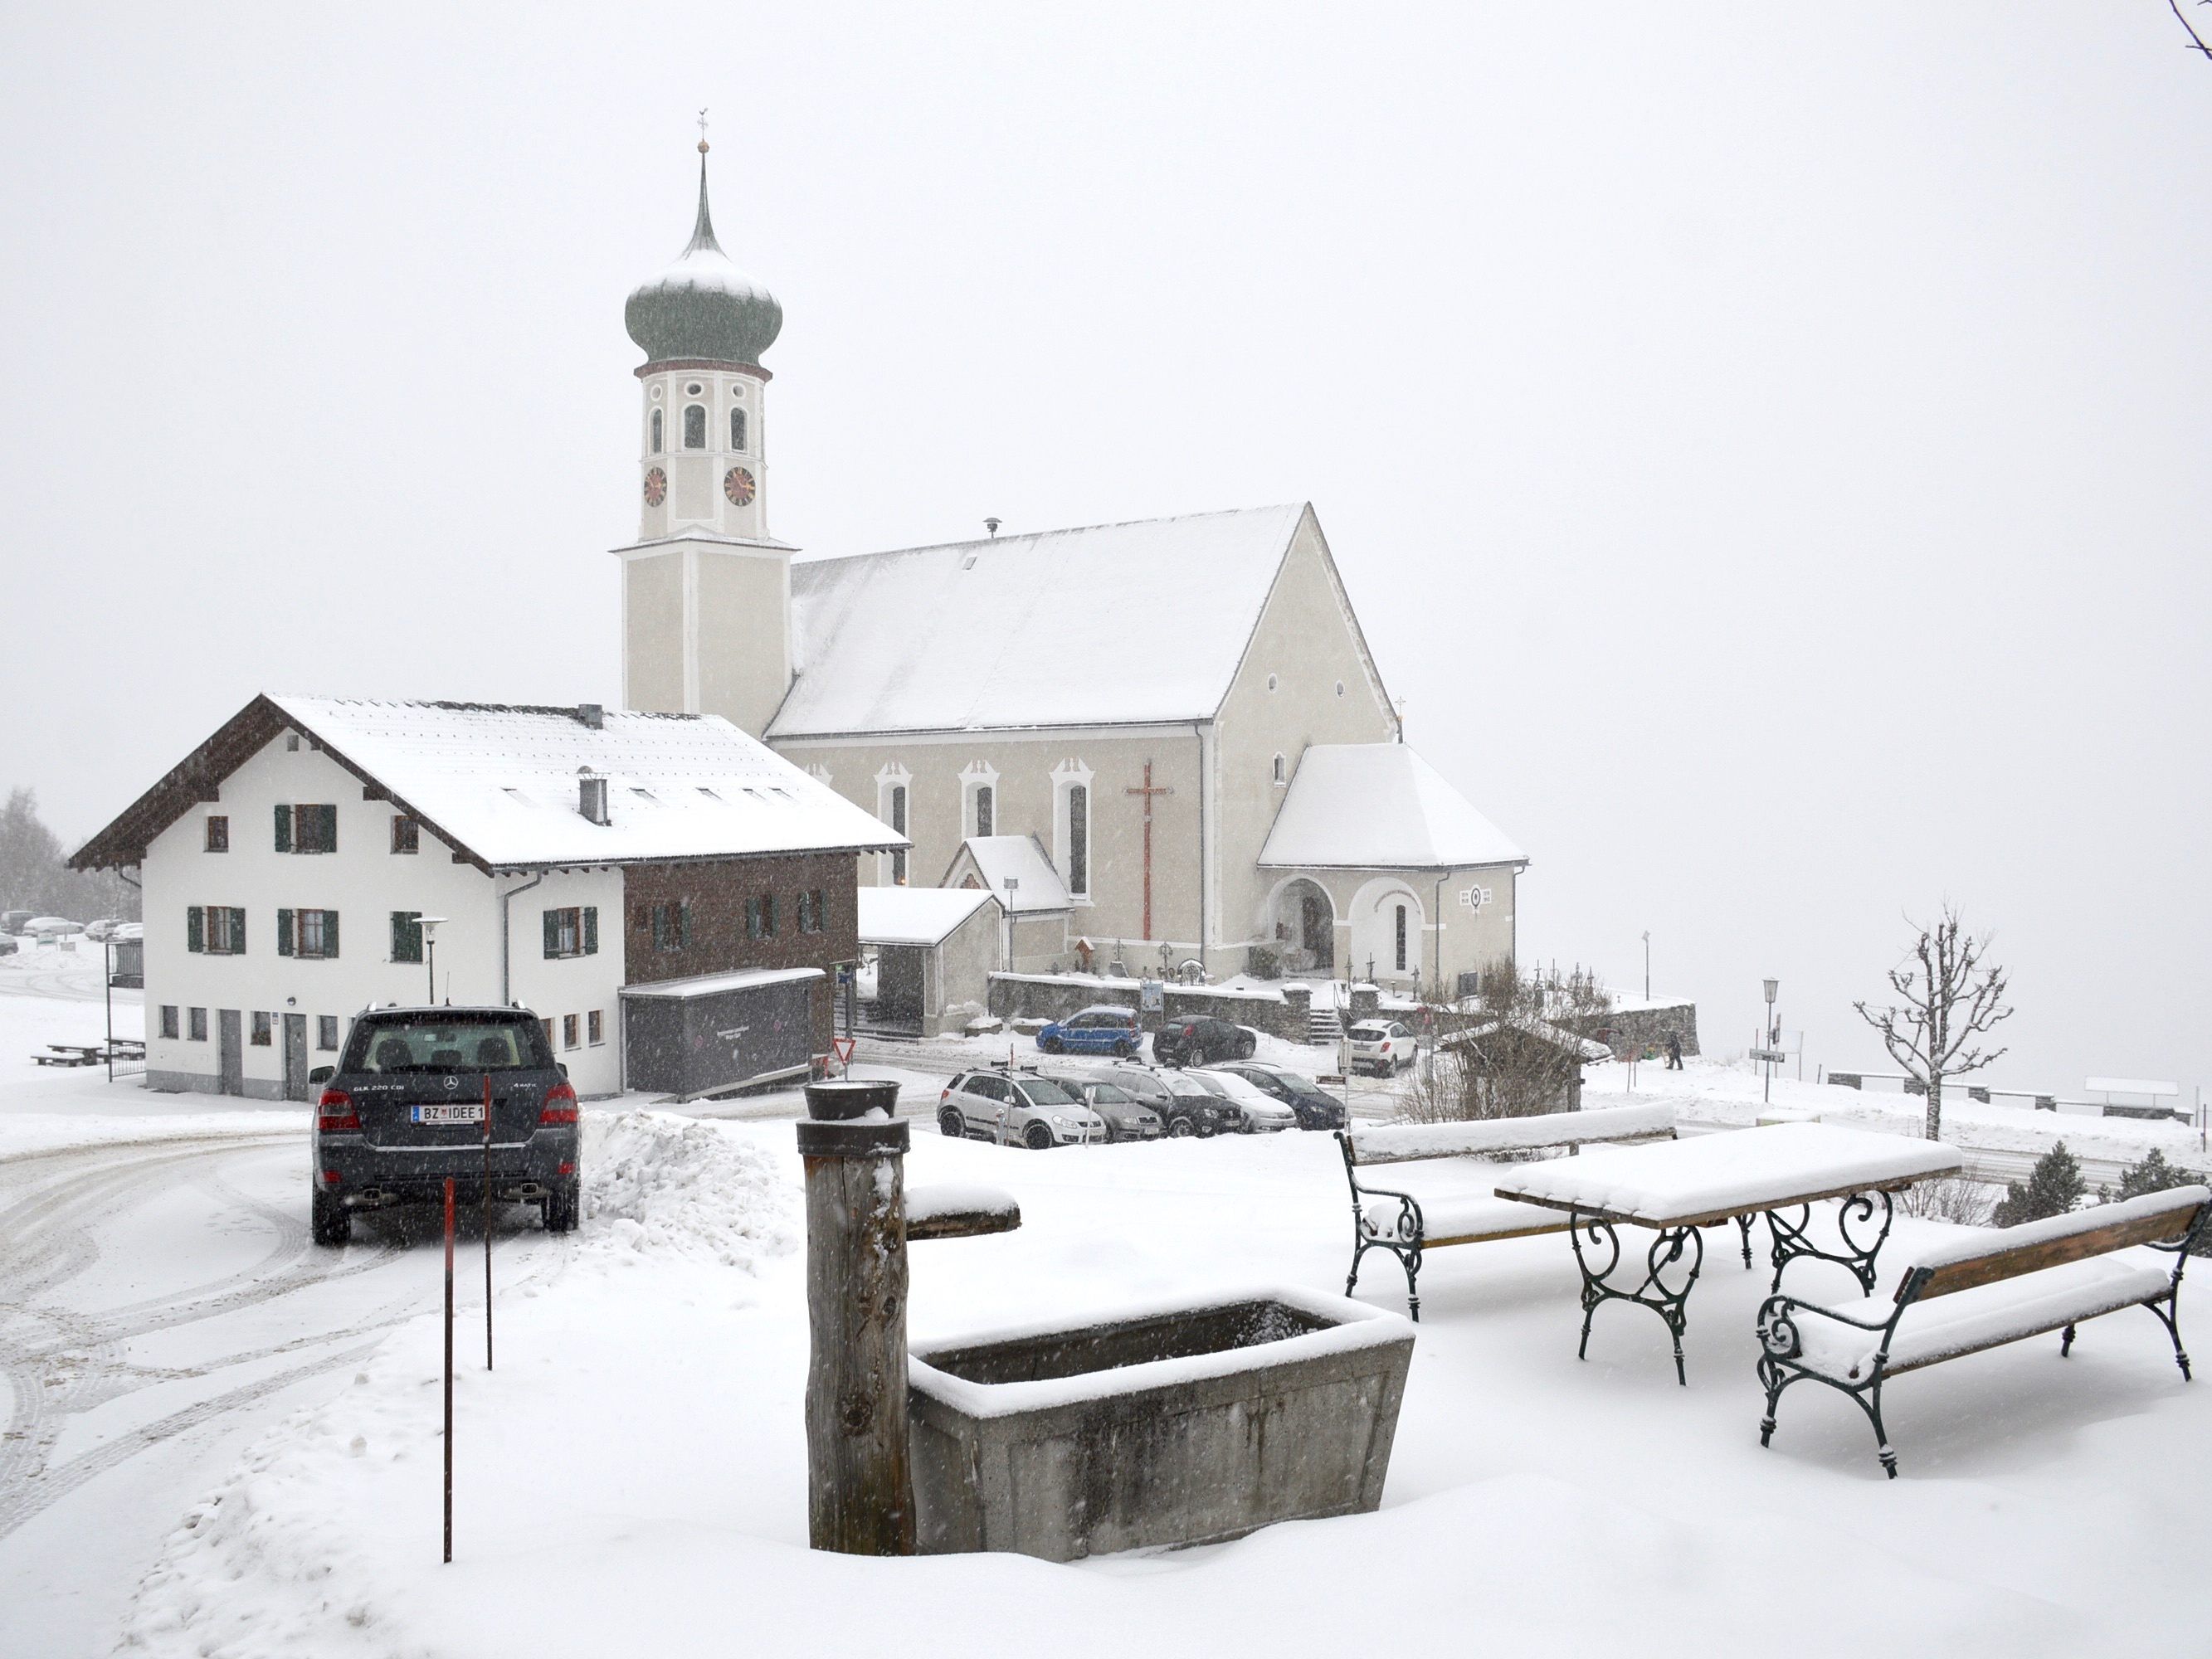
left=1186, top=1068, right=1298, bottom=1132
left=1084, top=1063, right=1242, bottom=1137
left=938, top=1068, right=1108, bottom=1149
left=1045, top=1074, right=1164, bottom=1141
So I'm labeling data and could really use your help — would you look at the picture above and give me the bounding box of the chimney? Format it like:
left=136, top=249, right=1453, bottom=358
left=576, top=703, right=604, bottom=730
left=577, top=768, right=609, bottom=825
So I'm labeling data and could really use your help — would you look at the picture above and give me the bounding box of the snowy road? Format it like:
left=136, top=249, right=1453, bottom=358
left=0, top=1126, right=568, bottom=1657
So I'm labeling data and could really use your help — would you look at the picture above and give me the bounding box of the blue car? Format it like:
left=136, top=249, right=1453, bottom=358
left=1036, top=1005, right=1143, bottom=1058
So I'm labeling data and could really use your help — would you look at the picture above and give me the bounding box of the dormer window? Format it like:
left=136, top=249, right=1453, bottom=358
left=730, top=407, right=747, bottom=451
left=650, top=409, right=663, bottom=453
left=683, top=405, right=706, bottom=449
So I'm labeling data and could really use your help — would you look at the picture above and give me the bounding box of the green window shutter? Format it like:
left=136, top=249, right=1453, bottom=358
left=543, top=909, right=560, bottom=958
left=277, top=908, right=294, bottom=956
left=583, top=907, right=598, bottom=955
left=231, top=907, right=246, bottom=953
left=679, top=902, right=693, bottom=948
left=319, top=805, right=338, bottom=853
left=274, top=805, right=291, bottom=853
left=324, top=911, right=339, bottom=958
left=187, top=906, right=204, bottom=952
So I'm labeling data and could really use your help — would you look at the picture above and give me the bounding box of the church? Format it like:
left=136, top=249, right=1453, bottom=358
left=616, top=144, right=1528, bottom=998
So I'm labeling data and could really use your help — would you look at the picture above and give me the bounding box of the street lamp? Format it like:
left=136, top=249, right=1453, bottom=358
left=1761, top=977, right=1779, bottom=1104
left=419, top=916, right=449, bottom=1005
left=1642, top=931, right=1651, bottom=1001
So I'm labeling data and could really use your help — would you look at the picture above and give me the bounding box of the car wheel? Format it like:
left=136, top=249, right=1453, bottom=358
left=310, top=1185, right=351, bottom=1247
left=939, top=1107, right=966, bottom=1138
left=1024, top=1121, right=1055, bottom=1151
left=1042, top=1036, right=1063, bottom=1054
left=543, top=1175, right=581, bottom=1234
left=1167, top=1115, right=1196, bottom=1138
left=1238, top=1034, right=1256, bottom=1058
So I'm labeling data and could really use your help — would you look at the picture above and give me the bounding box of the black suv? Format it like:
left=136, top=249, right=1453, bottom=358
left=1151, top=1014, right=1257, bottom=1068
left=309, top=1005, right=581, bottom=1245
left=1215, top=1062, right=1348, bottom=1131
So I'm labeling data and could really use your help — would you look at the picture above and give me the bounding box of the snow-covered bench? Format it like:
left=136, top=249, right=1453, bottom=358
left=1755, top=1184, right=2212, bottom=1477
left=1337, top=1103, right=1678, bottom=1321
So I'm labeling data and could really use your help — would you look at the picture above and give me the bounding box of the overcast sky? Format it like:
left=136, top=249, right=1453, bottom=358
left=3, top=3, right=2207, bottom=1106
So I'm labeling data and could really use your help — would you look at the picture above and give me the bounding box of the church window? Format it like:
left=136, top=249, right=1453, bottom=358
left=1394, top=904, right=1408, bottom=973
left=973, top=784, right=993, bottom=838
left=889, top=785, right=908, bottom=884
left=683, top=404, right=706, bottom=449
left=1335, top=680, right=1346, bottom=697
left=1272, top=753, right=1286, bottom=786
left=1067, top=785, right=1089, bottom=897
left=729, top=407, right=747, bottom=451
left=685, top=382, right=704, bottom=396
left=1266, top=674, right=1278, bottom=692
left=650, top=409, right=663, bottom=453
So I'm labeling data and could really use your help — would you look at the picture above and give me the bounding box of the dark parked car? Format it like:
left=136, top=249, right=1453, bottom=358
left=309, top=1005, right=580, bottom=1245
left=1036, top=1005, right=1142, bottom=1058
left=1216, top=1062, right=1348, bottom=1131
left=1151, top=1014, right=1256, bottom=1068
left=1044, top=1073, right=1164, bottom=1141
left=1086, top=1063, right=1241, bottom=1137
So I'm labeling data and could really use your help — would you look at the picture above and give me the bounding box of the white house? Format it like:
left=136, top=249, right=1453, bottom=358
left=70, top=693, right=903, bottom=1100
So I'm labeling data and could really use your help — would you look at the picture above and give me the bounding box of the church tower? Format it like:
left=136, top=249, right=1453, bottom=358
left=615, top=131, right=794, bottom=738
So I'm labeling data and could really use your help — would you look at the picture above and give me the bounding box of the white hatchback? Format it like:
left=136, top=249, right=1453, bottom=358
left=1347, top=1019, right=1415, bottom=1076
left=938, top=1068, right=1108, bottom=1150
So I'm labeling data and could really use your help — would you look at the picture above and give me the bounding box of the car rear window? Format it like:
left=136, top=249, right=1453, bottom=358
left=1351, top=1023, right=1389, bottom=1038
left=344, top=1013, right=553, bottom=1073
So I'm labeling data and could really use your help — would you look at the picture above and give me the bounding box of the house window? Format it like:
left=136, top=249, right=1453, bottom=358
left=392, top=911, right=423, bottom=964
left=543, top=907, right=598, bottom=959
left=1272, top=753, right=1286, bottom=785
left=188, top=1007, right=207, bottom=1042
left=1394, top=904, right=1409, bottom=973
left=275, top=804, right=337, bottom=854
left=280, top=908, right=340, bottom=959
left=746, top=894, right=776, bottom=940
left=317, top=1015, right=339, bottom=1051
left=188, top=905, right=246, bottom=955
left=650, top=408, right=663, bottom=453
left=730, top=406, right=747, bottom=451
left=541, top=1019, right=555, bottom=1049
left=391, top=816, right=420, bottom=854
left=798, top=889, right=827, bottom=934
left=1067, top=783, right=1089, bottom=898
left=972, top=783, right=993, bottom=838
left=205, top=816, right=228, bottom=853
left=587, top=1010, right=604, bottom=1045
left=683, top=404, right=706, bottom=448
left=652, top=902, right=692, bottom=951
left=889, top=785, right=908, bottom=884
left=159, top=1005, right=179, bottom=1039
left=563, top=1014, right=579, bottom=1050
left=251, top=1010, right=273, bottom=1046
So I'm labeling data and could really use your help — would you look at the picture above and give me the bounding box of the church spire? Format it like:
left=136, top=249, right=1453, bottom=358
left=689, top=109, right=720, bottom=254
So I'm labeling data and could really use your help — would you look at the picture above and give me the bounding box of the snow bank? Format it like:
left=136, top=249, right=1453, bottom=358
left=582, top=1107, right=798, bottom=1270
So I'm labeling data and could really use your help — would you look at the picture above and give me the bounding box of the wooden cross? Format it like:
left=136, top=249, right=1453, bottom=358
left=1124, top=761, right=1173, bottom=943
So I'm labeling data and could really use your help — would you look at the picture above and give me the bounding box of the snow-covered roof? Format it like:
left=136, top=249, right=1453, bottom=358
left=69, top=694, right=904, bottom=874
left=618, top=966, right=824, bottom=1000
left=1258, top=744, right=1525, bottom=871
left=856, top=885, right=1000, bottom=946
left=1440, top=1014, right=1615, bottom=1064
left=942, top=836, right=1072, bottom=913
left=768, top=505, right=1308, bottom=738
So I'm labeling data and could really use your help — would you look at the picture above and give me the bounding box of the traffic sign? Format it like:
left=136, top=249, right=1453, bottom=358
left=831, top=1036, right=857, bottom=1073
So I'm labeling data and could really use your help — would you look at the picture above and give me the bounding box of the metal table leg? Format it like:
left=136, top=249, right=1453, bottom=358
left=1762, top=1189, right=1893, bottom=1294
left=1569, top=1213, right=1706, bottom=1385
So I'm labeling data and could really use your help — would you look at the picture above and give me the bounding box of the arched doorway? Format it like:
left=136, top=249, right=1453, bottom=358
left=1270, top=878, right=1336, bottom=975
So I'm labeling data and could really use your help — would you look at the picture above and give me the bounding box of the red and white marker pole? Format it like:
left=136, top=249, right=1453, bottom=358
left=442, top=1175, right=456, bottom=1564
left=481, top=1074, right=494, bottom=1371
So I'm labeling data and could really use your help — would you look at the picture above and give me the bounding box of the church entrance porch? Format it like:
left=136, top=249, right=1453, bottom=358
left=1269, top=878, right=1335, bottom=975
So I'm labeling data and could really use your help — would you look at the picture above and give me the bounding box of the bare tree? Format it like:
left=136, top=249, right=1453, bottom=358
left=1401, top=958, right=1612, bottom=1122
left=1853, top=907, right=2013, bottom=1142
left=2171, top=0, right=2212, bottom=62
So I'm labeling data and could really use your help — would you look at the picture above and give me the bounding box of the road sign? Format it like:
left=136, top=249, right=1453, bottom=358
left=831, top=1036, right=857, bottom=1070
left=1139, top=978, right=1165, bottom=1012
left=1750, top=1048, right=1788, bottom=1064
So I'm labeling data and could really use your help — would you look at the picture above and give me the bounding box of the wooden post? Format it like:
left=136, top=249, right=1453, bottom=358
left=798, top=1079, right=914, bottom=1555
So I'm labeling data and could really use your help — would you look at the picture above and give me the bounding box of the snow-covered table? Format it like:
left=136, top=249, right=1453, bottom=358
left=1490, top=1124, right=1964, bottom=1384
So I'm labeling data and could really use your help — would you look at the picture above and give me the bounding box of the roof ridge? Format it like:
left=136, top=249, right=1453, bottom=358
left=792, top=501, right=1306, bottom=569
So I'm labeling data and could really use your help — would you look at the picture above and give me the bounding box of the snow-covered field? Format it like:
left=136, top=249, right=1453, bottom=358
left=4, top=977, right=2209, bottom=1657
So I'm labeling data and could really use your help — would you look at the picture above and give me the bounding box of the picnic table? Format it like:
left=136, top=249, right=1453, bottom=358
left=1490, top=1123, right=1964, bottom=1384
left=30, top=1039, right=142, bottom=1068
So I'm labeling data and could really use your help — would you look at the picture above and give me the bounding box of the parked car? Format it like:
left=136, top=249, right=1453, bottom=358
left=22, top=916, right=83, bottom=939
left=0, top=911, right=30, bottom=935
left=939, top=1068, right=1108, bottom=1149
left=0, top=937, right=16, bottom=957
left=82, top=918, right=125, bottom=941
left=307, top=1005, right=580, bottom=1247
left=1347, top=1019, right=1416, bottom=1076
left=1084, top=1063, right=1242, bottom=1138
left=1215, top=1062, right=1348, bottom=1131
left=1036, top=1005, right=1142, bottom=1058
left=1185, top=1069, right=1298, bottom=1132
left=111, top=922, right=143, bottom=942
left=1042, top=1073, right=1163, bottom=1141
left=1151, top=1014, right=1257, bottom=1068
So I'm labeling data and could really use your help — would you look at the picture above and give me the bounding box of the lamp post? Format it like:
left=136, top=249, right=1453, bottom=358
left=1761, top=977, right=1779, bottom=1104
left=419, top=916, right=448, bottom=1005
left=1642, top=932, right=1651, bottom=1001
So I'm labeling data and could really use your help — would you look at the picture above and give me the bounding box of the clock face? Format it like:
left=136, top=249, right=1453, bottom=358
left=642, top=466, right=667, bottom=507
left=724, top=466, right=757, bottom=506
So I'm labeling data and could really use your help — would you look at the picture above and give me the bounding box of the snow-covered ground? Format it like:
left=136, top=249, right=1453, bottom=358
left=5, top=977, right=2209, bottom=1657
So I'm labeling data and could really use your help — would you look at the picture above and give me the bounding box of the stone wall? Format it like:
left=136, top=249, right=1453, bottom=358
left=987, top=973, right=1308, bottom=1042
left=1595, top=1001, right=1699, bottom=1060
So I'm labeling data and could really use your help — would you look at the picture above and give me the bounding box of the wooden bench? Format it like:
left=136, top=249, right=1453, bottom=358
left=1755, top=1183, right=2211, bottom=1477
left=1337, top=1102, right=1678, bottom=1320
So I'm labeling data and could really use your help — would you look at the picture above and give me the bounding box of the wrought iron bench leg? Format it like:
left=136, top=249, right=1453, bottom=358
left=2146, top=1296, right=2192, bottom=1380
left=1402, top=1246, right=1423, bottom=1322
left=1737, top=1214, right=1754, bottom=1269
left=2060, top=1322, right=2076, bottom=1357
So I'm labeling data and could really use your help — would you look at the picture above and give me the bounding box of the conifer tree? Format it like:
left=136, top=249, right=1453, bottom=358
left=1993, top=1141, right=2085, bottom=1227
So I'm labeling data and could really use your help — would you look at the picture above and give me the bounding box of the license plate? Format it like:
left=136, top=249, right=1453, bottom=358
left=411, top=1103, right=485, bottom=1125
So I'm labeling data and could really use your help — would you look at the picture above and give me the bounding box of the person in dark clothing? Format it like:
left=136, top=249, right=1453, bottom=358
left=1664, top=1030, right=1683, bottom=1069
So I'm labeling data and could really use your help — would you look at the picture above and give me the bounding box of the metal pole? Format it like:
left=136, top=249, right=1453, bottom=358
left=482, top=1073, right=494, bottom=1370
left=1642, top=931, right=1649, bottom=1001
left=442, top=1177, right=455, bottom=1564
left=426, top=936, right=436, bottom=1005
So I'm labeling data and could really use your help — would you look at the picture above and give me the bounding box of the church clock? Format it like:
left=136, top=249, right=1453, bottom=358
left=642, top=466, right=667, bottom=507
left=723, top=465, right=757, bottom=506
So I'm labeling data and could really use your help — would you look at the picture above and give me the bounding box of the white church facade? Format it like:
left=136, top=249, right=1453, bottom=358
left=616, top=148, right=1528, bottom=996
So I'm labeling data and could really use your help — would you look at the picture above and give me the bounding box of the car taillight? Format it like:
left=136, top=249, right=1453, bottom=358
left=538, top=1080, right=579, bottom=1126
left=317, top=1088, right=359, bottom=1132
left=940, top=1087, right=950, bottom=1102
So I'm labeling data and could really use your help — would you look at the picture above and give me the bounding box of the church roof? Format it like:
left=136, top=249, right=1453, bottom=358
left=942, top=836, right=1074, bottom=913
left=767, top=504, right=1310, bottom=738
left=69, top=694, right=902, bottom=874
left=1258, top=743, right=1527, bottom=871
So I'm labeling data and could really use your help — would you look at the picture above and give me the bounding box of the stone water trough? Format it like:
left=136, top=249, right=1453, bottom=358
left=908, top=1287, right=1414, bottom=1561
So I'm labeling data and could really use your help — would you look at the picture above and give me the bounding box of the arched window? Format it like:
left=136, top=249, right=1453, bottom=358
left=650, top=409, right=663, bottom=454
left=729, top=406, right=747, bottom=451
left=1066, top=784, right=1089, bottom=897
left=973, top=783, right=993, bottom=838
left=889, top=785, right=908, bottom=884
left=1394, top=904, right=1409, bottom=972
left=683, top=404, right=706, bottom=449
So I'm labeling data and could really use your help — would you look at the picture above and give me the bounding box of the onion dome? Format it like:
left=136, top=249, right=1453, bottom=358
left=624, top=153, right=782, bottom=366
